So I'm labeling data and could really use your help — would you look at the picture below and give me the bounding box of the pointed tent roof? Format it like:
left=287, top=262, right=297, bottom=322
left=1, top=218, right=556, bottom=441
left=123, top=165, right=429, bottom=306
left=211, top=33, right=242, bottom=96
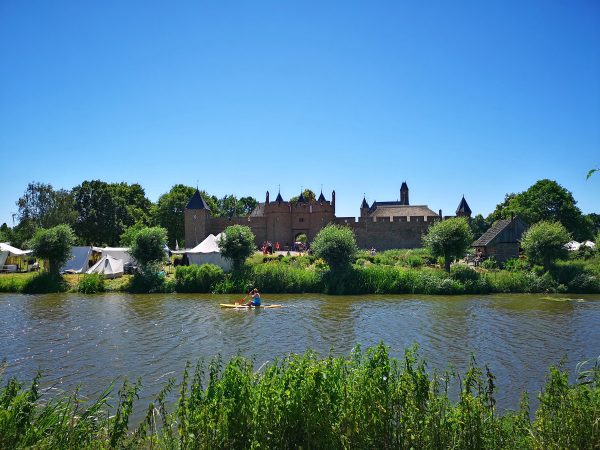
left=186, top=189, right=211, bottom=210
left=361, top=196, right=369, bottom=209
left=456, top=195, right=472, bottom=215
left=318, top=190, right=326, bottom=202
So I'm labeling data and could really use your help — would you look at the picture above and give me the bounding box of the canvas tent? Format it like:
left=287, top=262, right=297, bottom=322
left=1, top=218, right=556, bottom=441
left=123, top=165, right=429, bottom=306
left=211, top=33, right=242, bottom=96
left=86, top=255, right=124, bottom=278
left=0, top=243, right=33, bottom=271
left=187, top=233, right=231, bottom=271
left=95, top=247, right=134, bottom=265
left=565, top=241, right=581, bottom=251
left=61, top=246, right=94, bottom=273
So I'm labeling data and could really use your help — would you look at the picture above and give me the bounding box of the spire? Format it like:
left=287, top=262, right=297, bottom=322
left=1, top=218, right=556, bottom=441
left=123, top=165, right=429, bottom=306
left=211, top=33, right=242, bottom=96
left=298, top=190, right=307, bottom=203
left=186, top=188, right=211, bottom=210
left=275, top=185, right=283, bottom=202
left=455, top=195, right=472, bottom=217
left=317, top=189, right=326, bottom=202
left=400, top=181, right=409, bottom=205
left=361, top=195, right=369, bottom=209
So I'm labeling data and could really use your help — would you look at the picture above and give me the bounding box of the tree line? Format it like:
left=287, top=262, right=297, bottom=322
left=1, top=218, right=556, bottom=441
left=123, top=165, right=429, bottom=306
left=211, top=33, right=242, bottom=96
left=0, top=181, right=257, bottom=248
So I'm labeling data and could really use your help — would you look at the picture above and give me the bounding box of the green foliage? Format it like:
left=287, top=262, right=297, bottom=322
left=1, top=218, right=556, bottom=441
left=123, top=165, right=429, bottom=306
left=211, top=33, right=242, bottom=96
left=503, top=258, right=530, bottom=272
left=521, top=221, right=571, bottom=271
left=311, top=224, right=358, bottom=272
left=1, top=345, right=598, bottom=449
left=16, top=182, right=77, bottom=231
left=129, top=263, right=169, bottom=294
left=451, top=264, right=480, bottom=283
left=77, top=273, right=105, bottom=294
left=72, top=180, right=152, bottom=246
left=422, top=218, right=473, bottom=272
left=489, top=179, right=591, bottom=240
left=31, top=224, right=76, bottom=274
left=216, top=195, right=258, bottom=218
left=153, top=184, right=197, bottom=248
left=174, top=264, right=224, bottom=293
left=469, top=213, right=490, bottom=240
left=129, top=226, right=167, bottom=269
left=289, top=188, right=316, bottom=203
left=21, top=272, right=68, bottom=294
left=218, top=225, right=256, bottom=271
left=372, top=248, right=432, bottom=267
left=480, top=257, right=498, bottom=270
left=251, top=263, right=323, bottom=293
left=118, top=222, right=146, bottom=247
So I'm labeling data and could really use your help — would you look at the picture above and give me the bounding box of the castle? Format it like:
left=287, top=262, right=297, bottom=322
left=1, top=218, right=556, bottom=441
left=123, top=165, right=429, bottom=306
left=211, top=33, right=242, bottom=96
left=184, top=183, right=471, bottom=251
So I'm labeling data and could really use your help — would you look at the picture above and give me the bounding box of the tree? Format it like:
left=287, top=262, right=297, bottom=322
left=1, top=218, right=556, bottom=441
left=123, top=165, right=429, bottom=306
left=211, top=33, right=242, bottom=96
left=311, top=224, right=358, bottom=272
left=215, top=195, right=258, bottom=218
left=31, top=224, right=76, bottom=274
left=488, top=179, right=591, bottom=240
left=218, top=225, right=255, bottom=271
left=587, top=167, right=599, bottom=179
left=289, top=189, right=316, bottom=203
left=16, top=182, right=77, bottom=229
left=0, top=223, right=11, bottom=243
left=469, top=214, right=489, bottom=240
left=120, top=222, right=146, bottom=247
left=521, top=221, right=571, bottom=271
left=422, top=217, right=473, bottom=272
left=129, top=227, right=168, bottom=269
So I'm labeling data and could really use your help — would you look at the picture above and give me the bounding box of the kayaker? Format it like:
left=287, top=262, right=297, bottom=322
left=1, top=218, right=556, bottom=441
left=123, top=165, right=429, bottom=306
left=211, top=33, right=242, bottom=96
left=244, top=288, right=261, bottom=307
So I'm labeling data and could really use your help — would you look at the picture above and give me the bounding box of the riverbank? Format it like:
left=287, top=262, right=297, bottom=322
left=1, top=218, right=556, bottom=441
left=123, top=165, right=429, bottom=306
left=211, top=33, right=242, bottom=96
left=1, top=250, right=599, bottom=295
left=1, top=343, right=598, bottom=449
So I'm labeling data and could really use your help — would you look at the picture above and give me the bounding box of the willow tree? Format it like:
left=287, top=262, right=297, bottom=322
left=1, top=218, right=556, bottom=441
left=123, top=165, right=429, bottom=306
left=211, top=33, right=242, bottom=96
left=422, top=217, right=473, bottom=272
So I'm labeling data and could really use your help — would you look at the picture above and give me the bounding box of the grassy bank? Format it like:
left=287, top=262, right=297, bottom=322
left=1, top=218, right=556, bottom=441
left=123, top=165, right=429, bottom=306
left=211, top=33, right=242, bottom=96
left=1, top=344, right=598, bottom=449
left=1, top=249, right=599, bottom=295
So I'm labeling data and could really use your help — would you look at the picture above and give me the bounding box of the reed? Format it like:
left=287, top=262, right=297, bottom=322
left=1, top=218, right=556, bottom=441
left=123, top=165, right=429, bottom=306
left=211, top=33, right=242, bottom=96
left=1, top=345, right=598, bottom=449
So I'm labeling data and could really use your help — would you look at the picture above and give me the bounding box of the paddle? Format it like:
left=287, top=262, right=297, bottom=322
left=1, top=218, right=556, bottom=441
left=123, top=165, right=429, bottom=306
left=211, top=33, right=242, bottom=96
left=235, top=290, right=251, bottom=306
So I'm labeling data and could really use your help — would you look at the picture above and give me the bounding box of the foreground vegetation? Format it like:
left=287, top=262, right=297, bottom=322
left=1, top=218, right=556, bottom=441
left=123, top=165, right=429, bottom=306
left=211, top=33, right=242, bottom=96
left=1, top=344, right=598, bottom=449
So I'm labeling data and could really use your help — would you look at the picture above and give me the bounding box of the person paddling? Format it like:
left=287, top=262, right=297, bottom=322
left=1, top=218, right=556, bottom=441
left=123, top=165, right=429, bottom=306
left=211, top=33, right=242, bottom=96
left=243, top=288, right=261, bottom=307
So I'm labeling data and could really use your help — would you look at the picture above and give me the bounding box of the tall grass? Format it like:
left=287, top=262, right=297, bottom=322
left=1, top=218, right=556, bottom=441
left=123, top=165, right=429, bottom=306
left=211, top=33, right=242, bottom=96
left=1, top=345, right=598, bottom=449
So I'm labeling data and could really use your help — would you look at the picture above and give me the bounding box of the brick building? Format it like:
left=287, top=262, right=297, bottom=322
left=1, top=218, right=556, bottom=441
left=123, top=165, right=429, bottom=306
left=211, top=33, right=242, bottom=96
left=184, top=183, right=470, bottom=251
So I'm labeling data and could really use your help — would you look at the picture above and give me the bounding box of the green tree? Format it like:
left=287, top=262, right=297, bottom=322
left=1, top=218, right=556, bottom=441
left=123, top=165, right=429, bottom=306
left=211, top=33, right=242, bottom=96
left=311, top=224, right=358, bottom=272
left=422, top=217, right=473, bottom=272
left=218, top=225, right=255, bottom=271
left=16, top=182, right=78, bottom=229
left=119, top=222, right=146, bottom=247
left=489, top=179, right=591, bottom=240
left=469, top=214, right=489, bottom=240
left=129, top=227, right=168, bottom=269
left=289, top=189, right=316, bottom=203
left=215, top=195, right=258, bottom=217
left=153, top=185, right=218, bottom=247
left=521, top=221, right=571, bottom=271
left=0, top=223, right=11, bottom=243
left=31, top=224, right=76, bottom=274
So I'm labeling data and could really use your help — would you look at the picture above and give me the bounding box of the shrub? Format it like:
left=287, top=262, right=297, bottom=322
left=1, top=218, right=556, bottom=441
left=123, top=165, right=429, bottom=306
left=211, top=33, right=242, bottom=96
left=503, top=258, right=530, bottom=272
left=311, top=224, right=358, bottom=272
left=422, top=217, right=473, bottom=272
left=567, top=273, right=600, bottom=293
left=77, top=273, right=105, bottom=294
left=175, top=264, right=224, bottom=293
left=129, top=263, right=168, bottom=293
left=451, top=264, right=479, bottom=283
left=480, top=257, right=498, bottom=270
left=252, top=263, right=322, bottom=293
left=30, top=224, right=75, bottom=274
left=521, top=221, right=571, bottom=270
left=218, top=225, right=256, bottom=271
left=21, top=272, right=68, bottom=294
left=129, top=226, right=168, bottom=269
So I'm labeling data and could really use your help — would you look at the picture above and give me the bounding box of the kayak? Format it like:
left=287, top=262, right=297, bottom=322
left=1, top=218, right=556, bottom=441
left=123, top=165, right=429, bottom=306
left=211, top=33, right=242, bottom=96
left=220, top=303, right=283, bottom=309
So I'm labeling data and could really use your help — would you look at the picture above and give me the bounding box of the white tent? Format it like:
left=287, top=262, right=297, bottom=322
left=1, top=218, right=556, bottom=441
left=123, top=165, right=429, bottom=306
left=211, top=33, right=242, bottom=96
left=61, top=246, right=93, bottom=273
left=0, top=243, right=33, bottom=270
left=86, top=255, right=124, bottom=279
left=582, top=240, right=596, bottom=249
left=565, top=241, right=581, bottom=251
left=97, top=247, right=134, bottom=265
left=186, top=233, right=231, bottom=271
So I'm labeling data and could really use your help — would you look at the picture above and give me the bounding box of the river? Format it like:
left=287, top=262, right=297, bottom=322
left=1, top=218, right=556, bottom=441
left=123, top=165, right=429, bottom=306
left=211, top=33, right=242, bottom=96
left=1, top=293, right=599, bottom=416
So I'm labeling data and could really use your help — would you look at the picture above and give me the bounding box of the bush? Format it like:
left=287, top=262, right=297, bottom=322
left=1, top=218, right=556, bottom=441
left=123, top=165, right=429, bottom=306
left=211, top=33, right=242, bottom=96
left=175, top=264, right=225, bottom=293
left=252, top=263, right=323, bottom=293
left=503, top=258, right=530, bottom=272
left=21, top=272, right=67, bottom=294
left=129, top=227, right=168, bottom=269
left=311, top=224, right=358, bottom=272
left=129, top=263, right=169, bottom=293
left=422, top=217, right=473, bottom=272
left=521, top=221, right=571, bottom=270
left=480, top=257, right=498, bottom=270
left=451, top=264, right=480, bottom=283
left=30, top=224, right=76, bottom=274
left=567, top=273, right=600, bottom=293
left=219, top=225, right=256, bottom=271
left=77, top=273, right=105, bottom=294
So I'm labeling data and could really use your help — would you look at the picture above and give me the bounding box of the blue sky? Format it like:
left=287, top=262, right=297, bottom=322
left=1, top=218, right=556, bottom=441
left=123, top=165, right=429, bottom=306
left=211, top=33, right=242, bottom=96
left=1, top=1, right=599, bottom=226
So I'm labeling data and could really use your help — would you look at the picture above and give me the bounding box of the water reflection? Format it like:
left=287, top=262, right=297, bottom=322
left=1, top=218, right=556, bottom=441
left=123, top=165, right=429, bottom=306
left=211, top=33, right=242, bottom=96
left=1, top=293, right=599, bottom=417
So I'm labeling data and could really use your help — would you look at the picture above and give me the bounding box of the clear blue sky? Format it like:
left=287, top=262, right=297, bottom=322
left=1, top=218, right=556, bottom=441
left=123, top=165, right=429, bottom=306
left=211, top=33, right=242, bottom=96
left=1, top=1, right=599, bottom=226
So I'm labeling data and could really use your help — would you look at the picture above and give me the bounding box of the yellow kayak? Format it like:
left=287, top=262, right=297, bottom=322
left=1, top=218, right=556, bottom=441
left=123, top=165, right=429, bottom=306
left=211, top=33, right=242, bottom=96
left=220, top=303, right=283, bottom=309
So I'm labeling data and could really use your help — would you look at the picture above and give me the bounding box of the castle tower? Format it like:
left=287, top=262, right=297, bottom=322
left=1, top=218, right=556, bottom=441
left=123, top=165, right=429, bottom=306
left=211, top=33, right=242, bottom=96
left=265, top=191, right=270, bottom=204
left=331, top=190, right=336, bottom=210
left=184, top=189, right=212, bottom=248
left=360, top=195, right=370, bottom=217
left=455, top=195, right=472, bottom=217
left=400, top=182, right=409, bottom=205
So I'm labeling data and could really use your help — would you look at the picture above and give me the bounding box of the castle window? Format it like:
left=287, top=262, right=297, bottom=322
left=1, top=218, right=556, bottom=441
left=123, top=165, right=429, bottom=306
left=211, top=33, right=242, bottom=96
left=299, top=218, right=304, bottom=223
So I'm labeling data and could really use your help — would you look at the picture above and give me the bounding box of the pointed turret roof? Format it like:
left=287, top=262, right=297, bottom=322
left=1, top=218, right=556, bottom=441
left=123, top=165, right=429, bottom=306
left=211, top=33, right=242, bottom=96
left=400, top=181, right=408, bottom=190
left=318, top=191, right=326, bottom=202
left=298, top=191, right=307, bottom=203
left=275, top=191, right=284, bottom=202
left=186, top=189, right=211, bottom=210
left=361, top=196, right=369, bottom=209
left=456, top=195, right=472, bottom=216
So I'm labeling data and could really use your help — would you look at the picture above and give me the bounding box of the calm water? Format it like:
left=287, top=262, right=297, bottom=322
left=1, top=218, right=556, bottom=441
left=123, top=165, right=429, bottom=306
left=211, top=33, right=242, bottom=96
left=1, top=292, right=599, bottom=415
